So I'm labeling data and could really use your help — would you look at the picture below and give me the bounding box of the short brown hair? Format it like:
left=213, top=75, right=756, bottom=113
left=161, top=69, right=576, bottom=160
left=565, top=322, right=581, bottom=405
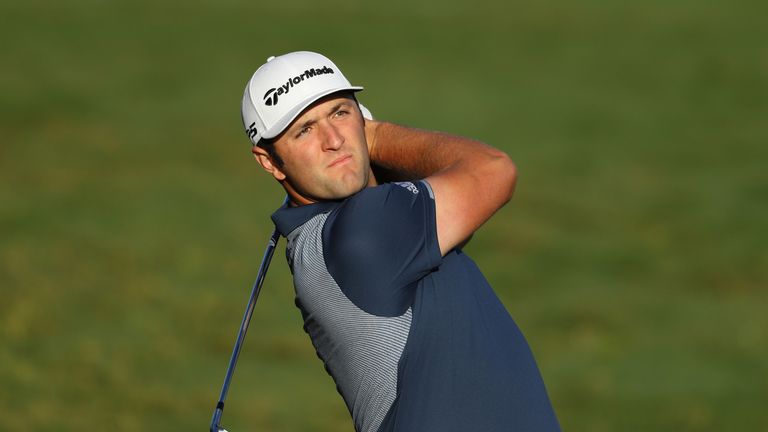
left=257, top=138, right=284, bottom=168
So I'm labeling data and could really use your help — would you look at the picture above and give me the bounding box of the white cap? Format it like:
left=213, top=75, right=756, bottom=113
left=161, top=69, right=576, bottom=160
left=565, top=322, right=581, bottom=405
left=241, top=51, right=363, bottom=146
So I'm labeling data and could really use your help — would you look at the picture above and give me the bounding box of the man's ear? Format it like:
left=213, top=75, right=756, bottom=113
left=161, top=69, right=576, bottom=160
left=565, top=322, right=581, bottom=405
left=252, top=145, right=286, bottom=181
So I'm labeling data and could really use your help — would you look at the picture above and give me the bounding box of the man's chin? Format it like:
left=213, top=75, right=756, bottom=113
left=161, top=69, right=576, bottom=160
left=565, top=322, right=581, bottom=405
left=327, top=180, right=370, bottom=200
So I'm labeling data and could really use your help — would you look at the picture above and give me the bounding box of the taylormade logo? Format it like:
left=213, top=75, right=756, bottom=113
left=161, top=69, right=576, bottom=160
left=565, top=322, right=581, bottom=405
left=246, top=122, right=258, bottom=140
left=263, top=66, right=335, bottom=106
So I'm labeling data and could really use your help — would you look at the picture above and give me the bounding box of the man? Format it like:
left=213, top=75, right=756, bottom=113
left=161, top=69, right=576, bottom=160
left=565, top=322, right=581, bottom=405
left=241, top=51, right=560, bottom=431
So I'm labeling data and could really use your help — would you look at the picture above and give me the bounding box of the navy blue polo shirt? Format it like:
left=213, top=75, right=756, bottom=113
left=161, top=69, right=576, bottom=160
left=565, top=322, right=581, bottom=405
left=272, top=181, right=560, bottom=432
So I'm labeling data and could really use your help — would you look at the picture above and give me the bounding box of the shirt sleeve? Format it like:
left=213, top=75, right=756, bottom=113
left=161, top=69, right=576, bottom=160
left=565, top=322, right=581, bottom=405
left=322, top=181, right=442, bottom=317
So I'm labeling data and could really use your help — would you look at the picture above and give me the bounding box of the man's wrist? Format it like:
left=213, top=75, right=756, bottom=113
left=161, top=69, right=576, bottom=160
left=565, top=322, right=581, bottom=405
left=365, top=119, right=382, bottom=162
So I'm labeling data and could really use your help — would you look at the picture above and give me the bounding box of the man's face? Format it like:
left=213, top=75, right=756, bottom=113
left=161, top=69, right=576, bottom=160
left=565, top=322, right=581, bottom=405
left=255, top=93, right=372, bottom=205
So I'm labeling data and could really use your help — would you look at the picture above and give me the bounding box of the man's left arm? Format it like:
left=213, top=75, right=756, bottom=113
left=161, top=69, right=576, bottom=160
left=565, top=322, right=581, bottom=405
left=364, top=119, right=517, bottom=256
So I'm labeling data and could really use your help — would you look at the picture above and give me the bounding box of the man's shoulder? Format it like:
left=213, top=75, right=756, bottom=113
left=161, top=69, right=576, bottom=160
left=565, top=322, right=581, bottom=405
left=321, top=181, right=440, bottom=317
left=343, top=181, right=430, bottom=210
left=325, top=181, right=430, bottom=234
left=356, top=181, right=428, bottom=198
left=324, top=181, right=437, bottom=260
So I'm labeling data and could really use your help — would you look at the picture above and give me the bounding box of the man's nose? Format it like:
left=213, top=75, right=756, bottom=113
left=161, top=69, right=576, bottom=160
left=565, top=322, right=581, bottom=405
left=321, top=123, right=344, bottom=151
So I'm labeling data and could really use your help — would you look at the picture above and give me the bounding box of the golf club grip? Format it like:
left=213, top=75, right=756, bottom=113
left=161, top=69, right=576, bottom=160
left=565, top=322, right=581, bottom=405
left=210, top=220, right=283, bottom=432
left=210, top=407, right=223, bottom=432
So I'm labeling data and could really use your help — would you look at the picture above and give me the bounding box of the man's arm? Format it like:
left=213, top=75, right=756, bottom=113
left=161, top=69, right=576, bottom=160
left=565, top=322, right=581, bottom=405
left=365, top=120, right=517, bottom=256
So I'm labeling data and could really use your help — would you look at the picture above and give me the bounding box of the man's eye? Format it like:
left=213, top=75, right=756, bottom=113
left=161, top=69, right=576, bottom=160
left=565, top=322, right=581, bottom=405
left=334, top=109, right=349, bottom=118
left=297, top=126, right=311, bottom=137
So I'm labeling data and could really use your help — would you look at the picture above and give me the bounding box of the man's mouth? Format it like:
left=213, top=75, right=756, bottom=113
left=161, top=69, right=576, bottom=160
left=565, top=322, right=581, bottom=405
left=328, top=155, right=352, bottom=168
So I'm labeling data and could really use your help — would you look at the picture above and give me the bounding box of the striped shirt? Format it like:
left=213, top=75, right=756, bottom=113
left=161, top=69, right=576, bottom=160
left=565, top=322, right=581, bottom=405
left=272, top=181, right=560, bottom=432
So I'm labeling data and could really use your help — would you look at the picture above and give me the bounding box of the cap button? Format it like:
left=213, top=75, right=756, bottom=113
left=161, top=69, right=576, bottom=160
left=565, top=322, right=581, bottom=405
left=266, top=56, right=276, bottom=62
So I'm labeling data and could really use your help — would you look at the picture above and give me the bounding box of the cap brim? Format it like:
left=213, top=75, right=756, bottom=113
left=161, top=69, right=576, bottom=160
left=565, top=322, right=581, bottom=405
left=261, top=86, right=364, bottom=140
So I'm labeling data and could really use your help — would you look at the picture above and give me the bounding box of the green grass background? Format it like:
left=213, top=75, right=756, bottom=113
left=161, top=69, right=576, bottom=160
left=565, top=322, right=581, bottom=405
left=2, top=0, right=767, bottom=430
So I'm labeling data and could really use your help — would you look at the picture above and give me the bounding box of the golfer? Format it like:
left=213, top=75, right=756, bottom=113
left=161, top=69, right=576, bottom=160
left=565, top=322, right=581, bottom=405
left=241, top=51, right=560, bottom=431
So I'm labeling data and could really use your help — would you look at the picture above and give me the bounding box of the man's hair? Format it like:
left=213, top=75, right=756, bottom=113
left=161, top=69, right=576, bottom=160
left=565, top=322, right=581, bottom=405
left=257, top=138, right=284, bottom=168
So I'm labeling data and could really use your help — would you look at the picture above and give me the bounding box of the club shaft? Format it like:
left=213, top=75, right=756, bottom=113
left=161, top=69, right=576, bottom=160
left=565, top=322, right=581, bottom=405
left=210, top=226, right=282, bottom=432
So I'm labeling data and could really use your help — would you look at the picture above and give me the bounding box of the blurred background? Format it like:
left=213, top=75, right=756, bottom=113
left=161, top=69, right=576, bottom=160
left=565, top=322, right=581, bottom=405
left=2, top=0, right=766, bottom=430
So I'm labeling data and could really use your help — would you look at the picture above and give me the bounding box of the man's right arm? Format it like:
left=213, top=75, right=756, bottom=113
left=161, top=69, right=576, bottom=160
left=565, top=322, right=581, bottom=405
left=366, top=120, right=517, bottom=256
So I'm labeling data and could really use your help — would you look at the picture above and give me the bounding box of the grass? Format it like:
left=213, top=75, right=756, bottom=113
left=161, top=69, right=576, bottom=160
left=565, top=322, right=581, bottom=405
left=1, top=0, right=766, bottom=430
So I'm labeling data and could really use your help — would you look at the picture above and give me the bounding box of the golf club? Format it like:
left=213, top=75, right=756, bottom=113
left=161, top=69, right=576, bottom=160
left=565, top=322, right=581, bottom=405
left=210, top=209, right=284, bottom=432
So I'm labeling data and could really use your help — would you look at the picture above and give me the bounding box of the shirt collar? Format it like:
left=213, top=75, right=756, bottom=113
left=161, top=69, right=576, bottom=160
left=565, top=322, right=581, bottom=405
left=271, top=200, right=340, bottom=237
